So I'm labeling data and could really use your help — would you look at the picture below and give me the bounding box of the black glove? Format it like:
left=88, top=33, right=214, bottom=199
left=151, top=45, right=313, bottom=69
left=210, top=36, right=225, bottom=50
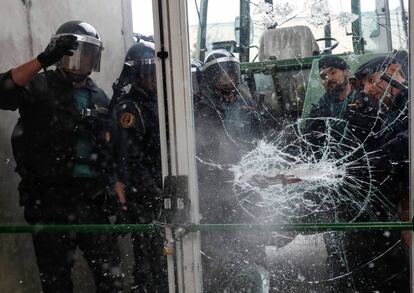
left=37, top=34, right=79, bottom=68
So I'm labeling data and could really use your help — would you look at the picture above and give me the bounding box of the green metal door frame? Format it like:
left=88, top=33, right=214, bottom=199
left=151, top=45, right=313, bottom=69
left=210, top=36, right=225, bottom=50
left=195, top=0, right=208, bottom=61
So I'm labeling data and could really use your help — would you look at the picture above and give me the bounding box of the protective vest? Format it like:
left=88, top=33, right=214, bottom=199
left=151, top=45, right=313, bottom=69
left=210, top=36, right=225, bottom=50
left=9, top=71, right=112, bottom=200
left=112, top=88, right=162, bottom=190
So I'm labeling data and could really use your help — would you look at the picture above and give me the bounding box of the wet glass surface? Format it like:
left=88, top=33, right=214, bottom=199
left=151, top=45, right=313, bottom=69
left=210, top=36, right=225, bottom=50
left=188, top=0, right=410, bottom=291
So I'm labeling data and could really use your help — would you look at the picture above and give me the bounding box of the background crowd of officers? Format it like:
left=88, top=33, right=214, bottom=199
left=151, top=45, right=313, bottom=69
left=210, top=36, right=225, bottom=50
left=192, top=49, right=409, bottom=292
left=0, top=19, right=410, bottom=293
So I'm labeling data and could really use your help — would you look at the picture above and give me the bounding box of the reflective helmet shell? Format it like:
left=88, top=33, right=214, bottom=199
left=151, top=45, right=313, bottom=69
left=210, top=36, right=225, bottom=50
left=124, top=41, right=156, bottom=81
left=55, top=20, right=103, bottom=73
left=125, top=41, right=155, bottom=63
left=55, top=20, right=101, bottom=39
left=203, top=49, right=241, bottom=90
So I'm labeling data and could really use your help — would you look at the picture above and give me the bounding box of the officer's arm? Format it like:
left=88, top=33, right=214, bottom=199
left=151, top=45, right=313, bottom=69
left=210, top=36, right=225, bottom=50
left=113, top=102, right=146, bottom=188
left=11, top=34, right=79, bottom=86
left=0, top=70, right=28, bottom=111
left=114, top=120, right=133, bottom=186
left=0, top=35, right=78, bottom=110
left=114, top=181, right=127, bottom=210
left=0, top=59, right=46, bottom=111
left=381, top=129, right=408, bottom=161
left=11, top=59, right=42, bottom=87
left=110, top=108, right=131, bottom=210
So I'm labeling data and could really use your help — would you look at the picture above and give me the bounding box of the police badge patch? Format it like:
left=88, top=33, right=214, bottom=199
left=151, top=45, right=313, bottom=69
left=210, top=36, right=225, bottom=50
left=120, top=112, right=135, bottom=128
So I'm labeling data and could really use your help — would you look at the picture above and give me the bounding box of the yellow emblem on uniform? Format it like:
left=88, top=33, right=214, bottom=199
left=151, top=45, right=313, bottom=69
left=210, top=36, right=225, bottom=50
left=120, top=112, right=135, bottom=128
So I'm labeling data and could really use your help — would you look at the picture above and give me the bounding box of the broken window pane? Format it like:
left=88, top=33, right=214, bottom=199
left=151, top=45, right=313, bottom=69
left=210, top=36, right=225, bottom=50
left=189, top=0, right=410, bottom=291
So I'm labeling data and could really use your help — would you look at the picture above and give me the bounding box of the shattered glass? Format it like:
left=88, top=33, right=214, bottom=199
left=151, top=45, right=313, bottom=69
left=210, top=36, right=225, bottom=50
left=189, top=0, right=410, bottom=292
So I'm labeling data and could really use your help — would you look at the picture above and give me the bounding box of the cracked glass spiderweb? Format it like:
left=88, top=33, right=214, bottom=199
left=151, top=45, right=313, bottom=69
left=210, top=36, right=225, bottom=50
left=231, top=117, right=382, bottom=224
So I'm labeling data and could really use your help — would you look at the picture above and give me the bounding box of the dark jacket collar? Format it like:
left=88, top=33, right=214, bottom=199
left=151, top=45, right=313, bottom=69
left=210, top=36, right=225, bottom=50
left=53, top=69, right=98, bottom=92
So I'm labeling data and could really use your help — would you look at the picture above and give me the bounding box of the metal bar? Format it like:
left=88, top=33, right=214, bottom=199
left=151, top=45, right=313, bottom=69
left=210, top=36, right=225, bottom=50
left=0, top=224, right=155, bottom=234
left=154, top=0, right=172, bottom=177
left=383, top=0, right=393, bottom=51
left=400, top=0, right=408, bottom=40
left=240, top=53, right=349, bottom=72
left=163, top=0, right=203, bottom=291
left=241, top=59, right=314, bottom=72
left=408, top=0, right=413, bottom=290
left=0, top=222, right=412, bottom=234
left=324, top=19, right=332, bottom=50
left=196, top=0, right=208, bottom=61
left=239, top=0, right=250, bottom=62
left=241, top=51, right=356, bottom=72
left=188, top=222, right=413, bottom=232
left=153, top=0, right=178, bottom=291
left=351, top=0, right=363, bottom=54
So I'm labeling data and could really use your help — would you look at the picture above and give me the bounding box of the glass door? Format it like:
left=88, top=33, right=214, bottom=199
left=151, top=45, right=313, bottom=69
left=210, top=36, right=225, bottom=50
left=165, top=0, right=412, bottom=292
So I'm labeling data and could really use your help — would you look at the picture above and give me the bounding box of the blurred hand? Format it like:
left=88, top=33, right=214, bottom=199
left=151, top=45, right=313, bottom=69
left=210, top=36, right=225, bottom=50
left=249, top=174, right=302, bottom=188
left=37, top=34, right=78, bottom=67
left=114, top=181, right=127, bottom=211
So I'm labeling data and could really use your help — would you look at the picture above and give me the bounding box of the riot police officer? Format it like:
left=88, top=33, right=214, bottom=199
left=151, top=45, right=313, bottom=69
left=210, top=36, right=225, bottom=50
left=196, top=49, right=262, bottom=222
left=0, top=21, right=123, bottom=292
left=339, top=52, right=410, bottom=292
left=306, top=55, right=365, bottom=136
left=202, top=49, right=261, bottom=145
left=194, top=49, right=267, bottom=292
left=112, top=40, right=167, bottom=293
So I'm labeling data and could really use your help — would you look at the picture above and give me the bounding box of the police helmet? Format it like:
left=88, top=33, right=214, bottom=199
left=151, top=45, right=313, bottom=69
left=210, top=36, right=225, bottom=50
left=318, top=55, right=349, bottom=71
left=125, top=41, right=156, bottom=79
left=54, top=21, right=103, bottom=74
left=203, top=50, right=241, bottom=90
left=355, top=50, right=408, bottom=81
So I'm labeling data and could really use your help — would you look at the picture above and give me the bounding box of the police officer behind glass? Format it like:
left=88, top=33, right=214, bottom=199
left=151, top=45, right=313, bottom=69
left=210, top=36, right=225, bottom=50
left=308, top=56, right=356, bottom=121
left=195, top=50, right=266, bottom=292
left=354, top=52, right=409, bottom=181
left=305, top=56, right=362, bottom=164
left=112, top=41, right=167, bottom=293
left=303, top=56, right=378, bottom=292
left=203, top=49, right=261, bottom=144
left=339, top=52, right=410, bottom=292
left=197, top=49, right=261, bottom=221
left=0, top=21, right=123, bottom=292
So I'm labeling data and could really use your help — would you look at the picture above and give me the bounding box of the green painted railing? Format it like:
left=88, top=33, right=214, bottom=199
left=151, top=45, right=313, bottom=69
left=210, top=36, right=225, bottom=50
left=0, top=222, right=411, bottom=234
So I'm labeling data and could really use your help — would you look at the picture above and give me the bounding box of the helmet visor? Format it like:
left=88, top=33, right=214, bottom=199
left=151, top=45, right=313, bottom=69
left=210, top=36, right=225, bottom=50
left=57, top=34, right=103, bottom=73
left=203, top=57, right=241, bottom=88
left=126, top=58, right=156, bottom=80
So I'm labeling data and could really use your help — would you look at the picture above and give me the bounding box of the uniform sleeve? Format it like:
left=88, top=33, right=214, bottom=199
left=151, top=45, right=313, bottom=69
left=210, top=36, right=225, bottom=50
left=113, top=101, right=146, bottom=185
left=304, top=102, right=323, bottom=134
left=382, top=129, right=408, bottom=161
left=0, top=70, right=26, bottom=111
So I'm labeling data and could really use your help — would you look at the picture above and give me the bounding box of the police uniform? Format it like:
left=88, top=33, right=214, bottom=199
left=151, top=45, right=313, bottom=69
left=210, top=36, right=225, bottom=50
left=306, top=55, right=353, bottom=133
left=112, top=86, right=167, bottom=292
left=335, top=55, right=410, bottom=292
left=194, top=91, right=266, bottom=293
left=304, top=56, right=376, bottom=291
left=0, top=69, right=123, bottom=292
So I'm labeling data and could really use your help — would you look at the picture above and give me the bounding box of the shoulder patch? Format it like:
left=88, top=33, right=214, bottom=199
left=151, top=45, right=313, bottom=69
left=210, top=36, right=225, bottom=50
left=119, top=112, right=136, bottom=128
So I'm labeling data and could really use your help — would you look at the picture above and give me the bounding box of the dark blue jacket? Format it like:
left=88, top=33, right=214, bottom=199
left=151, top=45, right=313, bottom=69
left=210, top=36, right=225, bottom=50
left=112, top=87, right=162, bottom=195
left=194, top=93, right=262, bottom=223
left=0, top=69, right=112, bottom=205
